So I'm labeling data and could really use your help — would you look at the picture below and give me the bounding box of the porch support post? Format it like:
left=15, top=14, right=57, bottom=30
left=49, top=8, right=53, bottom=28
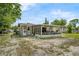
left=41, top=26, right=42, bottom=35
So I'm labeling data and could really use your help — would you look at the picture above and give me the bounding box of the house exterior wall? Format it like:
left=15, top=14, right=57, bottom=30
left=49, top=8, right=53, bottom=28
left=18, top=23, right=67, bottom=36
left=18, top=23, right=33, bottom=36
left=32, top=25, right=41, bottom=35
left=32, top=25, right=61, bottom=35
left=59, top=27, right=67, bottom=33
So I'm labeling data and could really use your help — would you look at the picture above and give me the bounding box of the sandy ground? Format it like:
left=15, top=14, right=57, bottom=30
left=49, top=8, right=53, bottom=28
left=0, top=37, right=79, bottom=56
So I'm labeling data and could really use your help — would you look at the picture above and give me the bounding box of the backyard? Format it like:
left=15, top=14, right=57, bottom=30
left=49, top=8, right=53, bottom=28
left=0, top=3, right=79, bottom=56
left=0, top=34, right=79, bottom=56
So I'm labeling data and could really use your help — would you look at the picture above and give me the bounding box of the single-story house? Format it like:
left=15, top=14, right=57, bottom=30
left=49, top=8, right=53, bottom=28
left=17, top=23, right=67, bottom=36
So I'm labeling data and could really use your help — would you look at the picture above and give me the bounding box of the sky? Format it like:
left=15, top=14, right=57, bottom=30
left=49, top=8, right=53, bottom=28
left=14, top=3, right=79, bottom=25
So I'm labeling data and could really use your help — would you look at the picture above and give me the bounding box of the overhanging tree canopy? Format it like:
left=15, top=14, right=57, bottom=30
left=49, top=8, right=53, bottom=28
left=0, top=3, right=21, bottom=30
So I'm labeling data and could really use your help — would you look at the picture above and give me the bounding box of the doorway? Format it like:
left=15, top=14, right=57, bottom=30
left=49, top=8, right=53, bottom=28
left=42, top=27, right=46, bottom=32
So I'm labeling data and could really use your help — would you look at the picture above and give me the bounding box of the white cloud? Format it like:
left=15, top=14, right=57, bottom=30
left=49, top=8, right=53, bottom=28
left=21, top=3, right=36, bottom=11
left=51, top=9, right=78, bottom=21
left=25, top=16, right=44, bottom=24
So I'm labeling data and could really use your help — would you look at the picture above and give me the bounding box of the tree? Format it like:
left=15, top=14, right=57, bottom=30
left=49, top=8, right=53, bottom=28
left=43, top=17, right=49, bottom=24
left=67, top=23, right=73, bottom=33
left=11, top=26, right=18, bottom=31
left=0, top=3, right=21, bottom=31
left=59, top=19, right=66, bottom=25
left=76, top=26, right=79, bottom=30
left=51, top=19, right=60, bottom=25
left=70, top=19, right=79, bottom=29
left=51, top=19, right=66, bottom=26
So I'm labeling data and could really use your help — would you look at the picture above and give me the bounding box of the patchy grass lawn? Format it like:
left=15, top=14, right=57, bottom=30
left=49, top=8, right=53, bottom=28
left=0, top=34, right=79, bottom=56
left=0, top=34, right=11, bottom=46
left=15, top=37, right=79, bottom=56
left=62, top=33, right=79, bottom=39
